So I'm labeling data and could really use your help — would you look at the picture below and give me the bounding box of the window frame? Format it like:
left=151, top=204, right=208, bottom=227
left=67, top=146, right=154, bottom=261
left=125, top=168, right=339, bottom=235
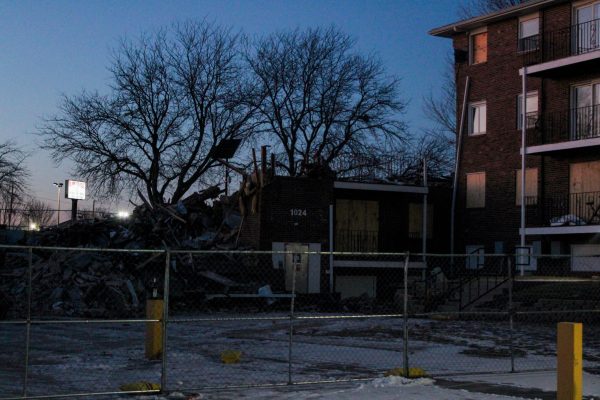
left=469, top=27, right=488, bottom=65
left=466, top=171, right=486, bottom=209
left=408, top=202, right=434, bottom=239
left=515, top=167, right=539, bottom=206
left=468, top=101, right=487, bottom=136
left=518, top=13, right=540, bottom=53
left=517, top=91, right=539, bottom=129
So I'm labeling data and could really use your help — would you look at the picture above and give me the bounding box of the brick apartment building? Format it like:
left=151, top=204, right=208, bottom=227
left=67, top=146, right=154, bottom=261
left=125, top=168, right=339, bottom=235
left=431, top=0, right=600, bottom=271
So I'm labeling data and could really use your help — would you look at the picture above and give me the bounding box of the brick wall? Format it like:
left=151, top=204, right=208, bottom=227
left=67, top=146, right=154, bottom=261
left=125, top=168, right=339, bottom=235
left=257, top=176, right=333, bottom=249
left=450, top=1, right=600, bottom=254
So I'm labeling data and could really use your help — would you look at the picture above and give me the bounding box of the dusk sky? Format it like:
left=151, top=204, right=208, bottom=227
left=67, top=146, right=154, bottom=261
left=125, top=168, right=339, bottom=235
left=0, top=0, right=459, bottom=211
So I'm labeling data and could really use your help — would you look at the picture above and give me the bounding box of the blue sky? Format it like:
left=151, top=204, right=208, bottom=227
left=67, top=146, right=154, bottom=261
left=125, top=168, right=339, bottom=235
left=0, top=0, right=459, bottom=209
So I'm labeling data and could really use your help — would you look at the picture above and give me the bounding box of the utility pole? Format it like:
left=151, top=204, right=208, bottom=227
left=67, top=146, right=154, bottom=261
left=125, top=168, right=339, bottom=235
left=7, top=184, right=14, bottom=229
left=53, top=182, right=63, bottom=226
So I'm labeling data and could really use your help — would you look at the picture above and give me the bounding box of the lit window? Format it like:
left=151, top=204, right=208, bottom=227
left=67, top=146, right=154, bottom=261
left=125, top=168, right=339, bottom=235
left=470, top=31, right=488, bottom=64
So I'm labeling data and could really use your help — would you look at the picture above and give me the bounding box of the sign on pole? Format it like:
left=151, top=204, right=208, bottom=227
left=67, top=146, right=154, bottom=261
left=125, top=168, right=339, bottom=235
left=65, top=180, right=86, bottom=200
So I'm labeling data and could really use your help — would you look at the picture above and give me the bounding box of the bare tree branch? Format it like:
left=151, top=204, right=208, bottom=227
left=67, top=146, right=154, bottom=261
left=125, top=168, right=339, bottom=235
left=21, top=199, right=54, bottom=227
left=246, top=27, right=408, bottom=176
left=38, top=21, right=255, bottom=206
left=459, top=0, right=525, bottom=18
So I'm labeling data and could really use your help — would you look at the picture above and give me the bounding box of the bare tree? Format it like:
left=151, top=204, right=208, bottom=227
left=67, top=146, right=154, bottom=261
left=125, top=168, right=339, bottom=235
left=459, top=0, right=525, bottom=18
left=422, top=0, right=524, bottom=177
left=0, top=141, right=29, bottom=227
left=246, top=27, right=407, bottom=176
left=421, top=53, right=457, bottom=178
left=39, top=21, right=255, bottom=206
left=21, top=199, right=54, bottom=228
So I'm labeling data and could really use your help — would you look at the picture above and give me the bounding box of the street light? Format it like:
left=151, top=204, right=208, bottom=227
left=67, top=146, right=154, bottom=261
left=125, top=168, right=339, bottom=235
left=53, top=182, right=63, bottom=226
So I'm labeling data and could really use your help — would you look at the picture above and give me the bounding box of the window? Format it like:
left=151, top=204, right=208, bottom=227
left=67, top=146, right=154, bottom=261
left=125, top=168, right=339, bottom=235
left=468, top=101, right=487, bottom=135
left=517, top=91, right=538, bottom=129
left=571, top=83, right=600, bottom=140
left=574, top=3, right=600, bottom=55
left=466, top=245, right=485, bottom=269
left=470, top=29, right=488, bottom=64
left=408, top=203, right=434, bottom=239
left=335, top=199, right=379, bottom=252
left=516, top=242, right=540, bottom=271
left=516, top=168, right=538, bottom=205
left=569, top=161, right=600, bottom=222
left=518, top=15, right=539, bottom=52
left=466, top=172, right=486, bottom=208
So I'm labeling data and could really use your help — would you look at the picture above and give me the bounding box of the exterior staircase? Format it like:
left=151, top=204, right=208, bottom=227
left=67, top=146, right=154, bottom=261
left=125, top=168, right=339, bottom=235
left=412, top=251, right=511, bottom=313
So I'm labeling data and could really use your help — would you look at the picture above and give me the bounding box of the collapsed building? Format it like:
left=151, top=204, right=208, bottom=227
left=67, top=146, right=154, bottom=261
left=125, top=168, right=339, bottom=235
left=0, top=150, right=452, bottom=318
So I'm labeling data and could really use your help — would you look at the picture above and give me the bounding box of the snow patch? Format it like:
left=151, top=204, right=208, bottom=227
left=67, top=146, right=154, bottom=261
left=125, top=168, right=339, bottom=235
left=363, top=376, right=434, bottom=388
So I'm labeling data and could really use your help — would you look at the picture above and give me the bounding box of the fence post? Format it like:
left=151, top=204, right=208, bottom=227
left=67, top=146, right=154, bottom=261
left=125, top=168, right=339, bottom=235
left=288, top=251, right=297, bottom=385
left=403, top=252, right=410, bottom=378
left=22, top=247, right=33, bottom=397
left=557, top=322, right=583, bottom=400
left=161, top=250, right=170, bottom=393
left=507, top=256, right=515, bottom=373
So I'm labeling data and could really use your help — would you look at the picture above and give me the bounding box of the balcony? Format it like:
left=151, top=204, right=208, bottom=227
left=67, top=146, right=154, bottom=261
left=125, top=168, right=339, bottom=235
left=335, top=229, right=378, bottom=252
left=525, top=105, right=600, bottom=154
left=521, top=18, right=600, bottom=76
left=523, top=191, right=600, bottom=235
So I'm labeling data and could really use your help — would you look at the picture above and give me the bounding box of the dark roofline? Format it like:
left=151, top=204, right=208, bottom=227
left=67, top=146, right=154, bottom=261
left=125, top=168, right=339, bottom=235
left=429, top=0, right=566, bottom=38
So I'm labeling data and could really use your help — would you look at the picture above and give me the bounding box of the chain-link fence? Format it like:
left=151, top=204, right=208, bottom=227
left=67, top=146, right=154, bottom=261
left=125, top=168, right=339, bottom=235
left=1, top=246, right=600, bottom=398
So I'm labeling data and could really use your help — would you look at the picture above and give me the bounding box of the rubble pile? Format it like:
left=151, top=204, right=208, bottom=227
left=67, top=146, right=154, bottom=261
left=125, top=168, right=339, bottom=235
left=36, top=185, right=248, bottom=250
left=0, top=251, right=150, bottom=318
left=0, top=184, right=264, bottom=318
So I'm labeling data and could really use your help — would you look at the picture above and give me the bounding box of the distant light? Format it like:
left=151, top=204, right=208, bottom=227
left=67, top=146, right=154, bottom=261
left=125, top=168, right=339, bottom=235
left=117, top=211, right=130, bottom=219
left=29, top=222, right=39, bottom=231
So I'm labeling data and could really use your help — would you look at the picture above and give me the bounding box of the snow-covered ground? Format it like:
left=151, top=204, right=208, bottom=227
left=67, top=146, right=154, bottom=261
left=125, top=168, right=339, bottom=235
left=450, top=370, right=600, bottom=397
left=130, top=376, right=547, bottom=399
left=1, top=313, right=599, bottom=398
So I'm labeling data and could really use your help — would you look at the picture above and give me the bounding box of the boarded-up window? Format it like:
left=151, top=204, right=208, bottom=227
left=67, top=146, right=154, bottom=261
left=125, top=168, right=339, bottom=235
left=570, top=161, right=600, bottom=193
left=466, top=172, right=486, bottom=208
left=335, top=199, right=379, bottom=251
left=408, top=203, right=434, bottom=239
left=516, top=168, right=538, bottom=205
left=570, top=161, right=600, bottom=221
left=471, top=31, right=488, bottom=64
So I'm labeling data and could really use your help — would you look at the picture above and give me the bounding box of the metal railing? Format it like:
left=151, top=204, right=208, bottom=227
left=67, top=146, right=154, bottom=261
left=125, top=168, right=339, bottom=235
left=2, top=246, right=600, bottom=398
left=335, top=229, right=378, bottom=252
left=528, top=104, right=600, bottom=147
left=521, top=18, right=600, bottom=65
left=535, top=190, right=600, bottom=227
left=331, top=154, right=417, bottom=182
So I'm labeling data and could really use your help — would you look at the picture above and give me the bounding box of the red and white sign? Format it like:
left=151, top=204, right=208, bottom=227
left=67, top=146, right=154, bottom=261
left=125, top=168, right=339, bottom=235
left=65, top=180, right=86, bottom=200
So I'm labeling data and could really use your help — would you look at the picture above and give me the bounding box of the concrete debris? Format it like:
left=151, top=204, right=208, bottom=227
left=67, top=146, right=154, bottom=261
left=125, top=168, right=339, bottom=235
left=0, top=185, right=260, bottom=319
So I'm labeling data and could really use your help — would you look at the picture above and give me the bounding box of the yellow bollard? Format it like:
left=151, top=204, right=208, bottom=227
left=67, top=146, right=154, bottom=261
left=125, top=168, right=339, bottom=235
left=557, top=322, right=582, bottom=400
left=145, top=299, right=163, bottom=360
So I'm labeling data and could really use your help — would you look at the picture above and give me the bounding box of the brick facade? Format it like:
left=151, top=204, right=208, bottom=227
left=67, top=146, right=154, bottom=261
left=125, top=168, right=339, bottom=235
left=441, top=1, right=600, bottom=255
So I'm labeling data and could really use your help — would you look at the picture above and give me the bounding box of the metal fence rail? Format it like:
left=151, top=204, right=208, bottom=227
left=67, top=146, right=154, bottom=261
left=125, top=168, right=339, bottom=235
left=1, top=246, right=600, bottom=398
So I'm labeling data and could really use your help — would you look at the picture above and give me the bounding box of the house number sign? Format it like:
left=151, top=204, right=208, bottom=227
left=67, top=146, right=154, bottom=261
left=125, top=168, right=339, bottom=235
left=290, top=208, right=307, bottom=217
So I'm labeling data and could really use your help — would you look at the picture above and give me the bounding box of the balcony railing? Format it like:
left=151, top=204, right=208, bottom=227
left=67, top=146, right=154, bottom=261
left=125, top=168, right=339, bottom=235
left=335, top=229, right=378, bottom=252
left=533, top=191, right=600, bottom=227
left=522, top=18, right=600, bottom=65
left=527, top=105, right=600, bottom=147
